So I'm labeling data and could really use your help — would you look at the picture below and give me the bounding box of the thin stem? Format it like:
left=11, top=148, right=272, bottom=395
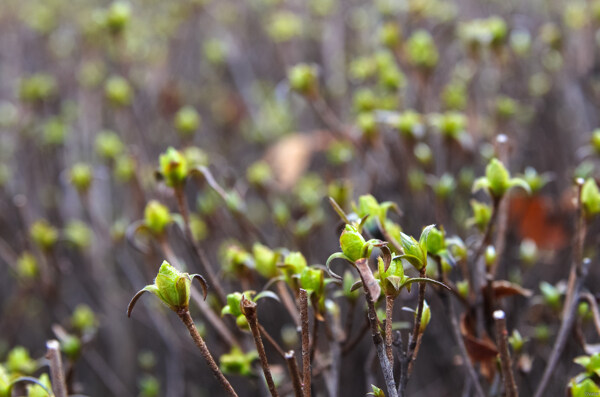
left=174, top=186, right=226, bottom=306
left=579, top=292, right=600, bottom=338
left=242, top=297, right=280, bottom=397
left=285, top=351, right=304, bottom=397
left=533, top=259, right=591, bottom=397
left=493, top=311, right=518, bottom=397
left=385, top=295, right=395, bottom=366
left=355, top=259, right=398, bottom=397
left=406, top=269, right=427, bottom=377
left=278, top=281, right=301, bottom=327
left=258, top=324, right=287, bottom=359
left=46, top=340, right=68, bottom=397
left=177, top=309, right=238, bottom=397
left=564, top=180, right=587, bottom=316
left=299, top=289, right=311, bottom=397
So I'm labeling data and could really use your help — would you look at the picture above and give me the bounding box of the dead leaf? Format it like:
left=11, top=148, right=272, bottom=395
left=488, top=280, right=533, bottom=300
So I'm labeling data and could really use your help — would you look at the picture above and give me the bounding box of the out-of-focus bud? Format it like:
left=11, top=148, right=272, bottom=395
left=582, top=178, right=600, bottom=218
left=16, top=252, right=38, bottom=280
left=252, top=243, right=279, bottom=279
left=105, top=75, right=132, bottom=106
left=519, top=239, right=538, bottom=266
left=64, top=220, right=92, bottom=249
left=159, top=147, right=188, bottom=187
left=288, top=64, right=318, bottom=98
left=105, top=1, right=131, bottom=35
left=69, top=163, right=93, bottom=193
left=144, top=200, right=171, bottom=235
left=174, top=106, right=201, bottom=136
left=484, top=245, right=496, bottom=268
left=7, top=346, right=37, bottom=374
left=508, top=329, right=525, bottom=354
left=71, top=304, right=98, bottom=333
left=456, top=280, right=469, bottom=299
left=30, top=219, right=59, bottom=251
left=95, top=130, right=124, bottom=160
left=114, top=154, right=136, bottom=182
left=246, top=161, right=273, bottom=188
left=418, top=301, right=431, bottom=333
left=219, top=347, right=258, bottom=377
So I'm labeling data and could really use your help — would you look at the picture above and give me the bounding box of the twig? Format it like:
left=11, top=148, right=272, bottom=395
left=533, top=259, right=591, bottom=397
left=46, top=340, right=68, bottom=397
left=299, top=289, right=311, bottom=397
left=285, top=351, right=304, bottom=397
left=355, top=259, right=398, bottom=397
left=174, top=186, right=227, bottom=306
left=278, top=281, right=301, bottom=327
left=385, top=295, right=395, bottom=366
left=406, top=269, right=427, bottom=377
left=493, top=310, right=518, bottom=397
left=579, top=292, right=600, bottom=338
left=176, top=308, right=239, bottom=397
left=259, top=324, right=287, bottom=359
left=241, top=296, right=280, bottom=397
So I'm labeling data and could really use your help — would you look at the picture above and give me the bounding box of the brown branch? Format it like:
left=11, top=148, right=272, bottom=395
left=355, top=259, right=398, bottom=397
left=278, top=281, right=301, bottom=327
left=46, top=340, right=68, bottom=397
left=385, top=295, right=395, bottom=366
left=299, top=289, right=311, bottom=397
left=406, top=269, right=427, bottom=377
left=285, top=351, right=304, bottom=397
left=241, top=296, right=279, bottom=397
left=493, top=310, right=518, bottom=397
left=177, top=309, right=238, bottom=397
left=533, top=259, right=591, bottom=397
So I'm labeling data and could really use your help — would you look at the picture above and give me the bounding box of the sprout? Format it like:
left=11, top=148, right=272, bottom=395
left=472, top=158, right=531, bottom=200
left=174, top=106, right=201, bottom=136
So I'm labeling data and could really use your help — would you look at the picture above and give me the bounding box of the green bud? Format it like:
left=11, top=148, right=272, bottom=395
left=408, top=168, right=426, bottom=192
left=203, top=39, right=228, bottom=65
left=78, top=60, right=106, bottom=88
left=540, top=281, right=561, bottom=310
left=414, top=143, right=432, bottom=165
left=252, top=243, right=279, bottom=279
left=284, top=251, right=307, bottom=274
left=508, top=330, right=525, bottom=354
left=138, top=350, right=157, bottom=370
left=72, top=304, right=98, bottom=332
left=430, top=111, right=467, bottom=140
left=105, top=1, right=131, bottom=34
left=519, top=239, right=538, bottom=266
left=393, top=110, right=423, bottom=139
left=64, top=220, right=92, bottom=249
left=582, top=178, right=600, bottom=218
left=591, top=129, right=600, bottom=154
left=114, top=154, right=136, bottom=182
left=484, top=245, right=496, bottom=268
left=7, top=346, right=37, bottom=374
left=579, top=302, right=591, bottom=320
left=16, top=252, right=38, bottom=280
left=357, top=112, right=377, bottom=139
left=342, top=270, right=360, bottom=301
left=42, top=117, right=68, bottom=146
left=378, top=257, right=408, bottom=297
left=267, top=11, right=303, bottom=42
left=431, top=173, right=456, bottom=199
left=159, top=147, right=188, bottom=187
left=442, top=81, right=467, bottom=111
left=300, top=267, right=325, bottom=296
left=219, top=347, right=258, bottom=377
left=368, top=384, right=386, bottom=397
left=189, top=215, right=207, bottom=242
left=30, top=219, right=59, bottom=251
left=26, top=373, right=52, bottom=397
left=222, top=244, right=252, bottom=276
left=423, top=226, right=444, bottom=256
left=534, top=324, right=550, bottom=342
left=222, top=292, right=244, bottom=318
left=95, top=130, right=123, bottom=160
left=0, top=365, right=8, bottom=397
left=19, top=73, right=57, bottom=102
left=468, top=200, right=492, bottom=232
left=288, top=64, right=318, bottom=97
left=174, top=106, right=201, bottom=135
left=406, top=30, right=439, bottom=69
left=353, top=88, right=377, bottom=112
left=570, top=378, right=600, bottom=396
left=327, top=141, right=354, bottom=166
left=379, top=22, right=401, bottom=48
left=105, top=75, right=132, bottom=106
left=273, top=199, right=290, bottom=226
left=456, top=280, right=469, bottom=299
left=183, top=146, right=209, bottom=169
left=128, top=261, right=208, bottom=316
left=418, top=301, right=431, bottom=333
left=473, top=158, right=531, bottom=198
left=69, top=162, right=93, bottom=193
left=144, top=200, right=171, bottom=235
left=61, top=333, right=82, bottom=359
left=246, top=161, right=273, bottom=187
left=138, top=375, right=160, bottom=397
left=340, top=224, right=366, bottom=262
left=510, top=29, right=531, bottom=56
left=519, top=167, right=550, bottom=194
left=496, top=96, right=517, bottom=120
